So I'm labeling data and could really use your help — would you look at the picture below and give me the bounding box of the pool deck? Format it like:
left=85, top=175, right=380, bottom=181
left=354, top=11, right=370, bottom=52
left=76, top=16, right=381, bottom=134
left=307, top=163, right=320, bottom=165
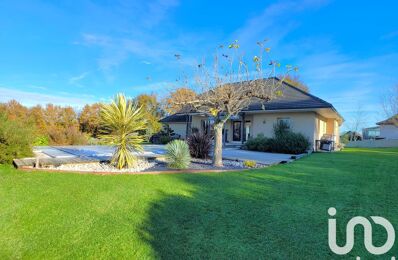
left=14, top=145, right=301, bottom=169
left=14, top=145, right=166, bottom=168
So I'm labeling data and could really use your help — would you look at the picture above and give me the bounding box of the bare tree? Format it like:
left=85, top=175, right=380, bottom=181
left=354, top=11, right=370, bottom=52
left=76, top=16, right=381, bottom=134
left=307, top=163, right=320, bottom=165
left=171, top=40, right=295, bottom=167
left=382, top=84, right=398, bottom=126
left=348, top=104, right=365, bottom=141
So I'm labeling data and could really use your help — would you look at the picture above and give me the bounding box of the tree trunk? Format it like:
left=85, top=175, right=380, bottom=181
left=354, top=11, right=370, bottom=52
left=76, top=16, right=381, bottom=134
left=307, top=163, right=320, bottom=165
left=213, top=122, right=224, bottom=167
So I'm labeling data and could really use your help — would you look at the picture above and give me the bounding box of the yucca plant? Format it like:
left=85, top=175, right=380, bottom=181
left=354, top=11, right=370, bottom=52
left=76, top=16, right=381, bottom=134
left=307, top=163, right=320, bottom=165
left=165, top=140, right=191, bottom=169
left=100, top=93, right=146, bottom=169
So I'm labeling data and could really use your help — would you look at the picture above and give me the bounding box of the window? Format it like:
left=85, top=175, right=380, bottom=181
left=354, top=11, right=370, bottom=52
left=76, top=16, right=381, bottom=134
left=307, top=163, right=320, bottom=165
left=277, top=118, right=291, bottom=128
left=319, top=120, right=327, bottom=136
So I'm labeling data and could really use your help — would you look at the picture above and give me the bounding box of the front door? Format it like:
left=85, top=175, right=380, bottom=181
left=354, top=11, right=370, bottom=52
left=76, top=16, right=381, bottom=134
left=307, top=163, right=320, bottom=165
left=232, top=121, right=242, bottom=141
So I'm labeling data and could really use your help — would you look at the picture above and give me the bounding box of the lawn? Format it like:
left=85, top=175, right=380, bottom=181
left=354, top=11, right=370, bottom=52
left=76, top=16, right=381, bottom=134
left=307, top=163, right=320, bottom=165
left=1, top=148, right=398, bottom=259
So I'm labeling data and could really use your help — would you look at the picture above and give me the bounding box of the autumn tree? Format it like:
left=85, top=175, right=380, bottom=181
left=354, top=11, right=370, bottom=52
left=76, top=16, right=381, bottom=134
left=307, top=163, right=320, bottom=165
left=164, top=88, right=197, bottom=114
left=29, top=105, right=47, bottom=135
left=43, top=104, right=86, bottom=145
left=135, top=94, right=162, bottom=138
left=0, top=100, right=30, bottom=121
left=0, top=100, right=87, bottom=145
left=79, top=103, right=102, bottom=137
left=171, top=40, right=295, bottom=167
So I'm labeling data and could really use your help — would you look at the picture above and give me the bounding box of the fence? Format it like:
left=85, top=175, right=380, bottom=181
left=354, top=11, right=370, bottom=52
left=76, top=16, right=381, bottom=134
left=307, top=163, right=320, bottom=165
left=346, top=139, right=398, bottom=148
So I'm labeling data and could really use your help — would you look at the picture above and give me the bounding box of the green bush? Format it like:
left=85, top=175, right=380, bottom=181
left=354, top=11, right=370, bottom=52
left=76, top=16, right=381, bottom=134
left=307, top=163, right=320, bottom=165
left=33, top=135, right=49, bottom=146
left=187, top=132, right=212, bottom=159
left=244, top=134, right=270, bottom=152
left=244, top=122, right=310, bottom=155
left=165, top=140, right=191, bottom=169
left=268, top=132, right=310, bottom=154
left=159, top=136, right=172, bottom=144
left=0, top=113, right=35, bottom=164
left=273, top=120, right=290, bottom=138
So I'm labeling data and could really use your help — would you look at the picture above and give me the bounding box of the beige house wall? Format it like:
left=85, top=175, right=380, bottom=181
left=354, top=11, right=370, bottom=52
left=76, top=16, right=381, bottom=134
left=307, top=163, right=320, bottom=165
left=319, top=117, right=340, bottom=145
left=190, top=115, right=203, bottom=131
left=315, top=114, right=327, bottom=141
left=249, top=112, right=317, bottom=145
left=167, top=122, right=187, bottom=139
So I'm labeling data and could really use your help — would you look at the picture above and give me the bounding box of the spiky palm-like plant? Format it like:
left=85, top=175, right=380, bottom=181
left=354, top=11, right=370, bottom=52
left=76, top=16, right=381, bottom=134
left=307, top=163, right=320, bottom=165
left=100, top=94, right=146, bottom=169
left=165, top=140, right=191, bottom=169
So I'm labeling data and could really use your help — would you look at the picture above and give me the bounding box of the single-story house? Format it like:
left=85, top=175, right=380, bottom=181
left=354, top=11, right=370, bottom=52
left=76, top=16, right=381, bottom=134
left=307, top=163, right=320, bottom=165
left=376, top=115, right=398, bottom=139
left=362, top=126, right=380, bottom=140
left=160, top=78, right=344, bottom=150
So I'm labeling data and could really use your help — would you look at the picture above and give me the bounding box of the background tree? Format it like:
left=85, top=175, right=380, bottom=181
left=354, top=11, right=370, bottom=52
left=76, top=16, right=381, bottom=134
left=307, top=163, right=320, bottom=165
left=0, top=100, right=30, bottom=121
left=163, top=88, right=197, bottom=114
left=29, top=105, right=47, bottom=135
left=135, top=94, right=162, bottom=138
left=170, top=40, right=295, bottom=167
left=0, top=112, right=35, bottom=163
left=100, top=94, right=147, bottom=169
left=278, top=74, right=309, bottom=93
left=348, top=104, right=364, bottom=141
left=79, top=103, right=102, bottom=137
left=382, top=84, right=398, bottom=126
left=42, top=104, right=86, bottom=145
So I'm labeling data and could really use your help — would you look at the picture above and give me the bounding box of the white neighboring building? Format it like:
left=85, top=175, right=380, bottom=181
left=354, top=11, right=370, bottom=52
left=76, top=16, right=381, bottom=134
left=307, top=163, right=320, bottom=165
left=376, top=115, right=398, bottom=139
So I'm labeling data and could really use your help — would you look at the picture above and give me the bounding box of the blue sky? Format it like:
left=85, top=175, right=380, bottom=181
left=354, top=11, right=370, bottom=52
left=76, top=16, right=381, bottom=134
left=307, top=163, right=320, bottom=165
left=0, top=0, right=397, bottom=130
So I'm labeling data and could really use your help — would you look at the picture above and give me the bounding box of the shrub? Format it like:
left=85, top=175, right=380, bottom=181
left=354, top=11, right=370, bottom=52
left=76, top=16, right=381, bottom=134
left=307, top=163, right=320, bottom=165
left=269, top=132, right=310, bottom=154
left=273, top=120, right=290, bottom=138
left=0, top=113, right=35, bottom=164
left=33, top=135, right=49, bottom=146
left=243, top=160, right=256, bottom=168
left=244, top=134, right=270, bottom=152
left=244, top=122, right=310, bottom=155
left=187, top=132, right=212, bottom=159
left=150, top=124, right=177, bottom=144
left=159, top=136, right=171, bottom=144
left=165, top=140, right=191, bottom=169
left=67, top=126, right=88, bottom=145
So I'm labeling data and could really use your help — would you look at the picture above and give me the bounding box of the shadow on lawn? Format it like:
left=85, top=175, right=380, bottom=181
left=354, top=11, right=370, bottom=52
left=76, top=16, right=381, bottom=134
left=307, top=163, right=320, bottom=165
left=138, top=170, right=339, bottom=259
left=139, top=150, right=398, bottom=259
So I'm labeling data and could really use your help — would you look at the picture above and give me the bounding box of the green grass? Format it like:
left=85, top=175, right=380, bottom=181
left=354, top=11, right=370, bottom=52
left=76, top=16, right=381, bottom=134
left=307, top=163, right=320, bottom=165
left=1, top=148, right=398, bottom=259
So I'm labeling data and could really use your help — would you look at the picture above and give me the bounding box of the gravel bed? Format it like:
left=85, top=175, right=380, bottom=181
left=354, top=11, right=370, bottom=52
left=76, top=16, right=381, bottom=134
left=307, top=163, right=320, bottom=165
left=190, top=158, right=267, bottom=169
left=45, top=159, right=157, bottom=173
left=39, top=158, right=267, bottom=173
left=190, top=158, right=244, bottom=169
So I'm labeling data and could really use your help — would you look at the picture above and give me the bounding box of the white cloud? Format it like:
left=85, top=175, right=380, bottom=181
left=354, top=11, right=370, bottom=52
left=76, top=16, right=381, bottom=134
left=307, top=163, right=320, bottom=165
left=0, top=87, right=97, bottom=107
left=130, top=81, right=176, bottom=97
left=69, top=71, right=90, bottom=87
left=144, top=0, right=179, bottom=28
left=28, top=85, right=47, bottom=90
left=232, top=0, right=329, bottom=47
